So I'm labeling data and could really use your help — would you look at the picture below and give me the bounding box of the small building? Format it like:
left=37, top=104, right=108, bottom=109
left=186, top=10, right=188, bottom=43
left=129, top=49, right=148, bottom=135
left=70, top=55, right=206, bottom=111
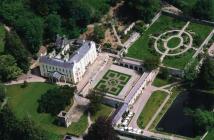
left=39, top=36, right=98, bottom=84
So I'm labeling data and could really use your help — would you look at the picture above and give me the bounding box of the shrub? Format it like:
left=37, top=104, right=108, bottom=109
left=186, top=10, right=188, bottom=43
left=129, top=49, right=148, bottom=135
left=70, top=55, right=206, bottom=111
left=37, top=86, right=75, bottom=115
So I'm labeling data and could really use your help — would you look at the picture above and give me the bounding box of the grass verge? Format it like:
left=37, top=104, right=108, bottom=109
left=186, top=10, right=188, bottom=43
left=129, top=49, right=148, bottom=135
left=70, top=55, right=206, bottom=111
left=149, top=87, right=181, bottom=130
left=137, top=91, right=168, bottom=128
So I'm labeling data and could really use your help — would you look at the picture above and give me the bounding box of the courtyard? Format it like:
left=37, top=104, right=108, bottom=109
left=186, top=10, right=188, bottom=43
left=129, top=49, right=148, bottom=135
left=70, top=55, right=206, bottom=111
left=95, top=70, right=131, bottom=95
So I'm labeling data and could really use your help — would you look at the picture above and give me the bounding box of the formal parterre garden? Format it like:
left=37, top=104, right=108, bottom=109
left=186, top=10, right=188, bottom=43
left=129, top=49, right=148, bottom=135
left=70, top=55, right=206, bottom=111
left=6, top=82, right=113, bottom=140
left=95, top=70, right=131, bottom=96
left=127, top=15, right=213, bottom=69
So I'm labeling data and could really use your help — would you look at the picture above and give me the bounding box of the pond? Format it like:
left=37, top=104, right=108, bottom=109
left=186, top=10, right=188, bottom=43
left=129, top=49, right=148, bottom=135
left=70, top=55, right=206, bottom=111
left=156, top=90, right=214, bottom=138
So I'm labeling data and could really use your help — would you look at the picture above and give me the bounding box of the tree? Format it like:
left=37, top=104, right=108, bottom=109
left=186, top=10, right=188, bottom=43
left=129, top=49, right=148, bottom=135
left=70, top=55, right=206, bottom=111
left=44, top=13, right=62, bottom=41
left=60, top=0, right=93, bottom=27
left=29, top=0, right=60, bottom=16
left=184, top=59, right=199, bottom=84
left=21, top=81, right=28, bottom=88
left=15, top=16, right=44, bottom=53
left=125, top=0, right=161, bottom=23
left=198, top=57, right=214, bottom=89
left=64, top=18, right=80, bottom=38
left=5, top=31, right=30, bottom=73
left=192, top=0, right=214, bottom=21
left=159, top=68, right=169, bottom=79
left=19, top=117, right=48, bottom=140
left=0, top=106, right=48, bottom=140
left=0, top=106, right=21, bottom=140
left=0, top=55, right=22, bottom=82
left=87, top=91, right=104, bottom=115
left=93, top=25, right=105, bottom=43
left=83, top=117, right=119, bottom=140
left=38, top=86, right=75, bottom=115
left=185, top=109, right=214, bottom=134
left=0, top=84, right=6, bottom=102
left=143, top=57, right=160, bottom=71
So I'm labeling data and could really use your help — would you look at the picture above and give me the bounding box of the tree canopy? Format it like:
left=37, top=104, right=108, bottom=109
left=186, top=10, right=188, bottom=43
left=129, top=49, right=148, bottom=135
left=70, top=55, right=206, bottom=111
left=83, top=117, right=119, bottom=140
left=186, top=109, right=214, bottom=134
left=197, top=57, right=214, bottom=89
left=0, top=55, right=22, bottom=82
left=87, top=91, right=104, bottom=115
left=38, top=86, right=75, bottom=115
left=125, top=0, right=161, bottom=23
left=0, top=0, right=112, bottom=54
left=143, top=57, right=160, bottom=71
left=5, top=31, right=30, bottom=73
left=0, top=106, right=48, bottom=140
left=192, top=0, right=214, bottom=21
left=44, top=13, right=62, bottom=42
left=0, top=83, right=6, bottom=102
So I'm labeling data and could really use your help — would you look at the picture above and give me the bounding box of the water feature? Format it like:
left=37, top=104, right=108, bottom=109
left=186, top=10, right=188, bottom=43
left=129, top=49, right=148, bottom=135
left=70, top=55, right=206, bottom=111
left=156, top=90, right=214, bottom=138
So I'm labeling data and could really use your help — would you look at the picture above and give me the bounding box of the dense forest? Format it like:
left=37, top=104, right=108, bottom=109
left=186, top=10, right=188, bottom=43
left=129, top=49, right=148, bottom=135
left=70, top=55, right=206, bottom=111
left=164, top=0, right=214, bottom=21
left=0, top=0, right=213, bottom=82
left=0, top=0, right=118, bottom=82
left=0, top=0, right=118, bottom=53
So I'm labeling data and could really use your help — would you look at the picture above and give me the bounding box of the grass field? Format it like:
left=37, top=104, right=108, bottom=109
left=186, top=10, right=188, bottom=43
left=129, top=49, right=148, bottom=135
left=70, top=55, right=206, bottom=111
left=127, top=15, right=186, bottom=60
left=162, top=49, right=195, bottom=69
left=0, top=24, right=5, bottom=53
left=127, top=14, right=213, bottom=69
left=6, top=82, right=114, bottom=139
left=95, top=70, right=131, bottom=95
left=137, top=91, right=168, bottom=128
left=167, top=37, right=181, bottom=48
left=187, top=23, right=213, bottom=48
left=205, top=129, right=214, bottom=140
left=91, top=104, right=114, bottom=121
left=153, top=75, right=178, bottom=87
left=150, top=87, right=181, bottom=130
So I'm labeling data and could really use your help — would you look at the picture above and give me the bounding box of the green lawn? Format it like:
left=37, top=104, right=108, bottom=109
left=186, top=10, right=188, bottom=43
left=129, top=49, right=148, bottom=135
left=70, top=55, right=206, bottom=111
left=205, top=129, right=214, bottom=140
left=162, top=49, right=195, bottom=69
left=187, top=22, right=213, bottom=48
left=91, top=104, right=114, bottom=121
left=6, top=83, right=88, bottom=140
left=150, top=87, right=181, bottom=130
left=137, top=91, right=168, bottom=128
left=127, top=14, right=213, bottom=69
left=0, top=24, right=5, bottom=53
left=153, top=75, right=178, bottom=87
left=167, top=37, right=181, bottom=48
left=127, top=15, right=186, bottom=60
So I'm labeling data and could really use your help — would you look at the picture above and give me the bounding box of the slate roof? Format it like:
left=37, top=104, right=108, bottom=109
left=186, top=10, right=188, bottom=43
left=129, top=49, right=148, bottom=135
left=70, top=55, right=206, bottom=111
left=39, top=41, right=95, bottom=69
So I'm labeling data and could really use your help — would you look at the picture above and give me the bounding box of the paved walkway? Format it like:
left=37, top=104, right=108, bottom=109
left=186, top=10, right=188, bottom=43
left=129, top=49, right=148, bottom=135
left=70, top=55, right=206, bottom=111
left=193, top=29, right=214, bottom=58
left=178, top=21, right=190, bottom=36
left=4, top=74, right=46, bottom=85
left=128, top=69, right=159, bottom=129
left=145, top=94, right=170, bottom=130
left=112, top=23, right=123, bottom=46
left=143, top=130, right=184, bottom=140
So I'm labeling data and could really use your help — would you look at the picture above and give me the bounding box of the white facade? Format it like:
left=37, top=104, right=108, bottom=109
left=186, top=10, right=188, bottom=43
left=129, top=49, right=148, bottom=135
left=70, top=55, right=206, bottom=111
left=39, top=38, right=97, bottom=84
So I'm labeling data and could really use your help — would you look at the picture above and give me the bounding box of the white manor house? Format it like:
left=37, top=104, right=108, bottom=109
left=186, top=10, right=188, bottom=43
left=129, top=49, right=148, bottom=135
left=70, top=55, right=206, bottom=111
left=39, top=36, right=97, bottom=84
